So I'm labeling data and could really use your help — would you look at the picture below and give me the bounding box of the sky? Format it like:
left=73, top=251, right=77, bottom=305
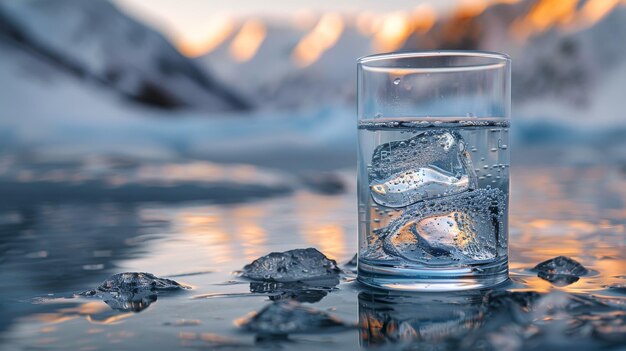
left=112, top=0, right=458, bottom=56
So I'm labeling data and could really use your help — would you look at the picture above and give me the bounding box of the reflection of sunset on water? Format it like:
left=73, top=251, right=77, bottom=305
left=7, top=165, right=624, bottom=349
left=295, top=191, right=350, bottom=260
left=231, top=206, right=268, bottom=261
left=510, top=166, right=626, bottom=294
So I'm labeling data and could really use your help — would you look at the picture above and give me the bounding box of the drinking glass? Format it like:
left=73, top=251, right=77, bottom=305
left=357, top=51, right=511, bottom=291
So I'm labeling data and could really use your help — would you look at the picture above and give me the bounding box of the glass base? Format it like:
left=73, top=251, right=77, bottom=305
left=357, top=257, right=509, bottom=292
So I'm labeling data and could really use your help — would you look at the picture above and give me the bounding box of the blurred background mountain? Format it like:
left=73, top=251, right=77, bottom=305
left=0, top=0, right=625, bottom=200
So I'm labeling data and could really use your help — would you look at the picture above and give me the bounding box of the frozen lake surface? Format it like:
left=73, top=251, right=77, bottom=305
left=0, top=164, right=624, bottom=350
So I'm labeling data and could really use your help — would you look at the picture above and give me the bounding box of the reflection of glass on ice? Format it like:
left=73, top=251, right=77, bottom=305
left=357, top=51, right=511, bottom=291
left=358, top=291, right=484, bottom=348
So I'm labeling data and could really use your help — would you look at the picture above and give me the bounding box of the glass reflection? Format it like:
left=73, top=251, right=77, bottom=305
left=358, top=289, right=484, bottom=348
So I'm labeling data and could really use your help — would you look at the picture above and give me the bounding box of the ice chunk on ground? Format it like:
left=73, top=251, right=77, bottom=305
left=249, top=277, right=339, bottom=303
left=241, top=248, right=340, bottom=282
left=92, top=272, right=190, bottom=292
left=381, top=188, right=505, bottom=264
left=532, top=256, right=588, bottom=285
left=369, top=130, right=477, bottom=207
left=236, top=300, right=350, bottom=336
left=80, top=272, right=189, bottom=312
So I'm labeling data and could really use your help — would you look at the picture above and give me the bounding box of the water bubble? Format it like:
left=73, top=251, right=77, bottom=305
left=393, top=78, right=401, bottom=85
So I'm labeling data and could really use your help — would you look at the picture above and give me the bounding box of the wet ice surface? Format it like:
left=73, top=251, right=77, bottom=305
left=532, top=256, right=589, bottom=286
left=368, top=130, right=477, bottom=208
left=241, top=248, right=341, bottom=282
left=89, top=272, right=190, bottom=293
left=80, top=272, right=190, bottom=312
left=0, top=165, right=624, bottom=350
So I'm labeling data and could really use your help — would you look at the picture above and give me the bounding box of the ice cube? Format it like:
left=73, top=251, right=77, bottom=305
left=381, top=188, right=505, bottom=264
left=84, top=272, right=189, bottom=294
left=236, top=300, right=351, bottom=336
left=241, top=248, right=340, bottom=282
left=369, top=130, right=477, bottom=207
left=79, top=272, right=188, bottom=312
left=532, top=256, right=588, bottom=285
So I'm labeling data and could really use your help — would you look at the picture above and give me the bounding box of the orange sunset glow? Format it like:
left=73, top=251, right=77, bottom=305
left=167, top=0, right=626, bottom=67
left=292, top=12, right=344, bottom=67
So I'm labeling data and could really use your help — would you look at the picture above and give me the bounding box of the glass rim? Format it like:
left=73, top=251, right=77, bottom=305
left=357, top=50, right=511, bottom=70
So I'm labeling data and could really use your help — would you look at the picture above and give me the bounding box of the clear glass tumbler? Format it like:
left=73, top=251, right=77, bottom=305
left=357, top=51, right=511, bottom=291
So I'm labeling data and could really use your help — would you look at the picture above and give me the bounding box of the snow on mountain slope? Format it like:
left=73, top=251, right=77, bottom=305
left=0, top=0, right=249, bottom=111
left=198, top=3, right=626, bottom=126
left=198, top=25, right=370, bottom=108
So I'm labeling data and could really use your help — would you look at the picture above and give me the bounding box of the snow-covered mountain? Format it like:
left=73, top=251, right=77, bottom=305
left=200, top=25, right=370, bottom=109
left=198, top=2, right=626, bottom=125
left=0, top=0, right=249, bottom=111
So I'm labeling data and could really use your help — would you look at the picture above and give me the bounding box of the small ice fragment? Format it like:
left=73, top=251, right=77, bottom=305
left=241, top=248, right=340, bottom=282
left=236, top=300, right=350, bottom=336
left=79, top=272, right=188, bottom=312
left=532, top=256, right=588, bottom=285
left=93, top=272, right=190, bottom=293
left=369, top=130, right=477, bottom=207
